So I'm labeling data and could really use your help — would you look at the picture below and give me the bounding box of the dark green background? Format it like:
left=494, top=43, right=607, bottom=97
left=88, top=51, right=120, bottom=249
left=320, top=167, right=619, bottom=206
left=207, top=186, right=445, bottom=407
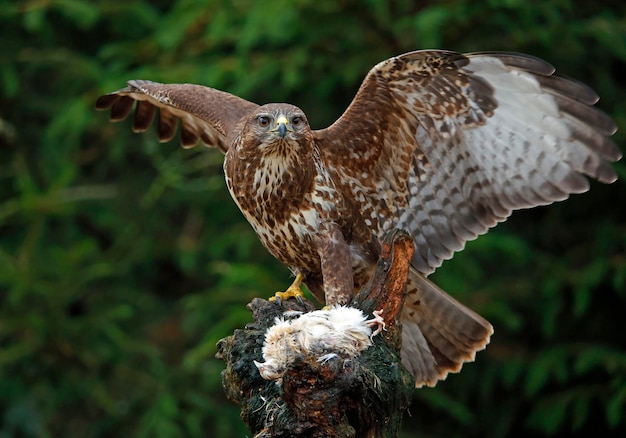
left=1, top=0, right=625, bottom=436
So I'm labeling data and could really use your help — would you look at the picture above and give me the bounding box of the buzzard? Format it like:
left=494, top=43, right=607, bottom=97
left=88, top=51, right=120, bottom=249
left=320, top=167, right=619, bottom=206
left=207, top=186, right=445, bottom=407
left=96, top=50, right=620, bottom=387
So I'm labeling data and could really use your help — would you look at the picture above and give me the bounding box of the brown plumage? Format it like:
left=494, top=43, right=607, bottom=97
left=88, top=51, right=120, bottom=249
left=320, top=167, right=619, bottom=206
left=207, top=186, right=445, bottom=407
left=96, top=50, right=620, bottom=387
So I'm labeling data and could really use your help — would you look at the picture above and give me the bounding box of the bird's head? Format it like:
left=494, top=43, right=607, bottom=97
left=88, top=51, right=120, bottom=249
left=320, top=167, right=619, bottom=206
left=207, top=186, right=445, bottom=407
left=236, top=103, right=313, bottom=157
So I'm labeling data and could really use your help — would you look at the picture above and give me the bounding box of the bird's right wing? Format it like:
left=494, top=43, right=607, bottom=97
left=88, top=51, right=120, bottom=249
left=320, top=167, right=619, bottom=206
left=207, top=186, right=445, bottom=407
left=96, top=80, right=259, bottom=152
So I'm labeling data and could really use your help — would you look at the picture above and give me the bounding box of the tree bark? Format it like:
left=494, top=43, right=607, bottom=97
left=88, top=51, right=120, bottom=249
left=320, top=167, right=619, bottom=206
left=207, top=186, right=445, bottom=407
left=216, top=230, right=415, bottom=437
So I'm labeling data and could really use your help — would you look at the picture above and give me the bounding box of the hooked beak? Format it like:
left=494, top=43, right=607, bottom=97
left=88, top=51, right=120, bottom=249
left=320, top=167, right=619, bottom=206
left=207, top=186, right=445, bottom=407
left=276, top=115, right=289, bottom=138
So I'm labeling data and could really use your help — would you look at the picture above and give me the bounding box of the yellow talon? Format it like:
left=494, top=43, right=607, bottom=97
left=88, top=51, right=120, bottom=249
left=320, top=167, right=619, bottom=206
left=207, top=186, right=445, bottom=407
left=270, top=273, right=306, bottom=304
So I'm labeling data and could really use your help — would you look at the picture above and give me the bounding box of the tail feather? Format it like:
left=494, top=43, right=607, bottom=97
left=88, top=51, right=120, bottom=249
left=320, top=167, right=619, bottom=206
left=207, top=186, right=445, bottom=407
left=400, top=268, right=493, bottom=387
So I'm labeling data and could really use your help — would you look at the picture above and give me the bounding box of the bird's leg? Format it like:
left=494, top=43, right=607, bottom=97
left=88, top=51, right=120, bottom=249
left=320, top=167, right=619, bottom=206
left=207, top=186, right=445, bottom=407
left=270, top=272, right=306, bottom=305
left=317, top=224, right=354, bottom=306
left=366, top=309, right=386, bottom=338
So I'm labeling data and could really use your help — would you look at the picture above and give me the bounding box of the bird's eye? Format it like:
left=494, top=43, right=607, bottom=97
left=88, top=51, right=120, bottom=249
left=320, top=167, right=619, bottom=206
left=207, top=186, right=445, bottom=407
left=257, top=116, right=270, bottom=127
left=292, top=116, right=303, bottom=126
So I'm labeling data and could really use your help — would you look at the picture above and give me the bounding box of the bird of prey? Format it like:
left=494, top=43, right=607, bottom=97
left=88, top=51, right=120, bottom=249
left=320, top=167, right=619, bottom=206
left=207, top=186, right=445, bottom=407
left=96, top=50, right=620, bottom=387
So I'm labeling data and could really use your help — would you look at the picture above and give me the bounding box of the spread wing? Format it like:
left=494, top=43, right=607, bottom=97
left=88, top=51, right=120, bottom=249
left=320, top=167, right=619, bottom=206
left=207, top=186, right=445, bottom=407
left=95, top=80, right=259, bottom=152
left=314, top=50, right=621, bottom=275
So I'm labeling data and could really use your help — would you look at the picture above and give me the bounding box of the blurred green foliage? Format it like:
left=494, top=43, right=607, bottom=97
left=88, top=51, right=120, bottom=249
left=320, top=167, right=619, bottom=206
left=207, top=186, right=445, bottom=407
left=1, top=0, right=625, bottom=436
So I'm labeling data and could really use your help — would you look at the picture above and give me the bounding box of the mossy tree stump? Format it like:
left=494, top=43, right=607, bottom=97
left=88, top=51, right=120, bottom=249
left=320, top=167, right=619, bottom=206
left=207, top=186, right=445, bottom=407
left=216, top=230, right=416, bottom=437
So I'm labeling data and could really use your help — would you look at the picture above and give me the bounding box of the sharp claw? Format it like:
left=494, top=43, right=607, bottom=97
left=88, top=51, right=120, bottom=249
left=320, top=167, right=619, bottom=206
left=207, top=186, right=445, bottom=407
left=269, top=273, right=306, bottom=304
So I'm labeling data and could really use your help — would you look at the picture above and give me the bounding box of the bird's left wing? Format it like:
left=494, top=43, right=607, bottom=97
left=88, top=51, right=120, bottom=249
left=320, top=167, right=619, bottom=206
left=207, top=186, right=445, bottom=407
left=314, top=50, right=620, bottom=274
left=96, top=80, right=259, bottom=152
